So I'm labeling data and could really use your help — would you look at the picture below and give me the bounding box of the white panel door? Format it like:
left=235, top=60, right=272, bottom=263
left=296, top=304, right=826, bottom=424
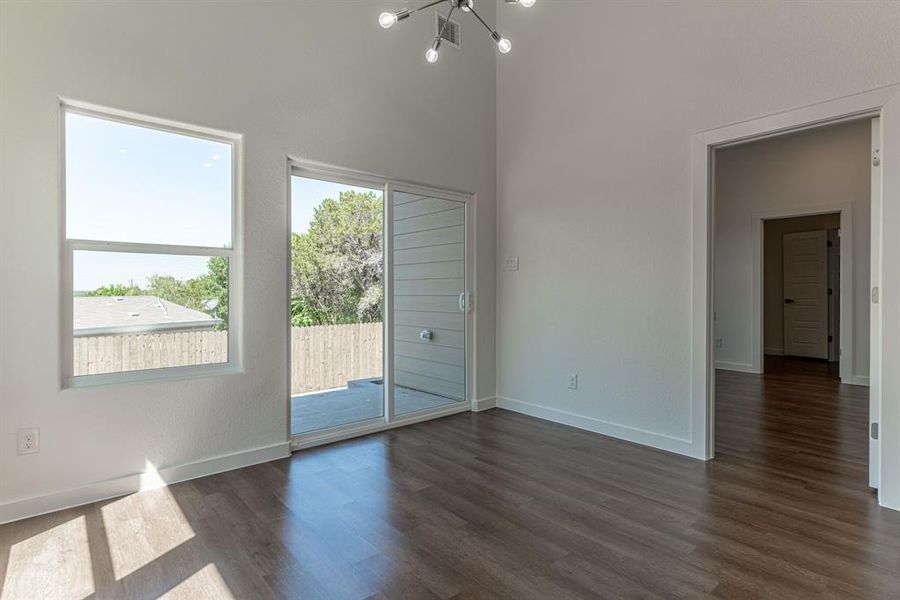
left=783, top=230, right=829, bottom=359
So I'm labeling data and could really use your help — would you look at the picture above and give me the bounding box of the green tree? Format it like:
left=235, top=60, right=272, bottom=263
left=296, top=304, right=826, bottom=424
left=290, top=296, right=318, bottom=327
left=291, top=190, right=383, bottom=325
left=203, top=256, right=229, bottom=327
left=86, top=257, right=229, bottom=330
left=85, top=283, right=141, bottom=297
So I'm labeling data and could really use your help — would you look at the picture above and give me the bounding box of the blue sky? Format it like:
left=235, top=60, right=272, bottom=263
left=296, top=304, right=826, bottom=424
left=68, top=113, right=230, bottom=290
left=68, top=113, right=382, bottom=291
left=66, top=113, right=232, bottom=247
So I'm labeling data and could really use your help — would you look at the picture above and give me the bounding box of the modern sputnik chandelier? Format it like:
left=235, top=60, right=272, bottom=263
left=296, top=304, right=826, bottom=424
left=379, top=0, right=535, bottom=64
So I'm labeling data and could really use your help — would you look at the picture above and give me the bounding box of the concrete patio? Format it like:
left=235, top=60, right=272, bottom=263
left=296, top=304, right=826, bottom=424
left=290, top=378, right=462, bottom=435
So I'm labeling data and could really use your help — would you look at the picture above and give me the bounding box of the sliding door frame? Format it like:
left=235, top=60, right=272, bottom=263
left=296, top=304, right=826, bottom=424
left=287, top=159, right=475, bottom=450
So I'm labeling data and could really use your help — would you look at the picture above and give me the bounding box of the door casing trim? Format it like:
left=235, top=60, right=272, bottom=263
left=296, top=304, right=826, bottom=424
left=692, top=84, right=900, bottom=509
left=747, top=204, right=853, bottom=382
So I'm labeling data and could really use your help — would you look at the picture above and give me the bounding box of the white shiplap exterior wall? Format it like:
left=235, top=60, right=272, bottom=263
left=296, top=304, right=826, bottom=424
left=393, top=192, right=466, bottom=400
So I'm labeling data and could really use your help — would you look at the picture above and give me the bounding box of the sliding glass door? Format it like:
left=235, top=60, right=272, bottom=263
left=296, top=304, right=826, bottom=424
left=290, top=170, right=470, bottom=444
left=290, top=176, right=385, bottom=436
left=390, top=189, right=467, bottom=417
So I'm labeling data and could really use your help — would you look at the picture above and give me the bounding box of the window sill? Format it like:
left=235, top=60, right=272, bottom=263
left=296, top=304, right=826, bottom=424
left=63, top=361, right=241, bottom=390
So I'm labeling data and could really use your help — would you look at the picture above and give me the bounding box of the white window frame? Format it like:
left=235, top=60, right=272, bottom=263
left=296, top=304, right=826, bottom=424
left=60, top=101, right=243, bottom=388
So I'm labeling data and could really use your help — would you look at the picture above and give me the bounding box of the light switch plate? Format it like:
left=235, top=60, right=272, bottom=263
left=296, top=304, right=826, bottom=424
left=503, top=256, right=519, bottom=271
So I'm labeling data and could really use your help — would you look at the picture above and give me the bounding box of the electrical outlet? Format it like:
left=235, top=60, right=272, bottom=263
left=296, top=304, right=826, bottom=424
left=567, top=373, right=578, bottom=390
left=503, top=256, right=519, bottom=271
left=17, top=428, right=39, bottom=455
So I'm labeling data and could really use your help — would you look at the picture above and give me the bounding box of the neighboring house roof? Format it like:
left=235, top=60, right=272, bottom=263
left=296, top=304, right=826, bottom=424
left=74, top=296, right=221, bottom=337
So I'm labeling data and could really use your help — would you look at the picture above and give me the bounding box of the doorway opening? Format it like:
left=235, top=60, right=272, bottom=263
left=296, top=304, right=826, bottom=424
left=711, top=117, right=874, bottom=490
left=289, top=176, right=386, bottom=435
left=765, top=214, right=842, bottom=376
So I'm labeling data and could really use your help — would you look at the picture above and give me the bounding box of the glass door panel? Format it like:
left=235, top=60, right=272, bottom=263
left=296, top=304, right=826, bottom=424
left=391, top=190, right=467, bottom=416
left=290, top=176, right=384, bottom=435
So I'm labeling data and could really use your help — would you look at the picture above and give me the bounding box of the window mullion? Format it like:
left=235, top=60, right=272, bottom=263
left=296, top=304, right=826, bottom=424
left=68, top=239, right=233, bottom=258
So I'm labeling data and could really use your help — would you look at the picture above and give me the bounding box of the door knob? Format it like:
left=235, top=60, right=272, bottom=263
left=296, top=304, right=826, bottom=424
left=784, top=298, right=796, bottom=304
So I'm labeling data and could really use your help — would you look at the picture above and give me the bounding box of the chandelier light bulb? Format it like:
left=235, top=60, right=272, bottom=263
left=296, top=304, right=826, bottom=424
left=379, top=12, right=398, bottom=28
left=426, top=37, right=441, bottom=63
left=380, top=2, right=524, bottom=61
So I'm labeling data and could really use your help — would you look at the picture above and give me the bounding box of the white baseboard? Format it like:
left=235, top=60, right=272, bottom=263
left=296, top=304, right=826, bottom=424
left=847, top=375, right=870, bottom=387
left=472, top=396, right=496, bottom=412
left=495, top=396, right=694, bottom=457
left=715, top=360, right=760, bottom=373
left=764, top=347, right=784, bottom=356
left=0, top=441, right=291, bottom=525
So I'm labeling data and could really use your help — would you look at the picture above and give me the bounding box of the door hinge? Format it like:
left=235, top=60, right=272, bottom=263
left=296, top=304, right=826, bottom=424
left=827, top=240, right=833, bottom=248
left=871, top=422, right=879, bottom=440
left=873, top=149, right=881, bottom=167
left=828, top=288, right=833, bottom=295
left=828, top=335, right=833, bottom=342
left=873, top=286, right=880, bottom=304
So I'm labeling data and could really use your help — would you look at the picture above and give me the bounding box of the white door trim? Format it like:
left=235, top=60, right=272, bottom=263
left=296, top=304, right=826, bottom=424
left=749, top=205, right=853, bottom=382
left=870, top=117, right=882, bottom=489
left=691, top=84, right=899, bottom=510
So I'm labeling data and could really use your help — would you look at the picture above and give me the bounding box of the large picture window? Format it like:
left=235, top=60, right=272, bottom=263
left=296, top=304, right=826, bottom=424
left=63, top=107, right=238, bottom=384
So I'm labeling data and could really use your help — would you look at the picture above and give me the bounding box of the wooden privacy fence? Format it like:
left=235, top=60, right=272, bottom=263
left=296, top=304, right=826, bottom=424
left=290, top=323, right=382, bottom=394
left=74, top=324, right=383, bottom=394
left=73, top=330, right=229, bottom=376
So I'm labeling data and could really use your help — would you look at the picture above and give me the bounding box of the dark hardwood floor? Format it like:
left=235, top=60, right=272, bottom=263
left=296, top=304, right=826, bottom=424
left=2, top=358, right=899, bottom=599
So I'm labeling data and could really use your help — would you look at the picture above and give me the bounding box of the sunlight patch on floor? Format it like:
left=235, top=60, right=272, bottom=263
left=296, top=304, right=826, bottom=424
left=1, top=516, right=94, bottom=600
left=159, top=563, right=234, bottom=599
left=100, top=483, right=194, bottom=581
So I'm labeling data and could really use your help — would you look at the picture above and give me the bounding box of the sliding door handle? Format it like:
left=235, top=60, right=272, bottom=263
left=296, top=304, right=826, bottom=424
left=459, top=292, right=466, bottom=312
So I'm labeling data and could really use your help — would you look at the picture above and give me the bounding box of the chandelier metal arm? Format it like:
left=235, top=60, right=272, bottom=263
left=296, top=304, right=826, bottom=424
left=435, top=4, right=456, bottom=41
left=465, top=4, right=497, bottom=38
left=410, top=0, right=448, bottom=15
left=380, top=0, right=520, bottom=59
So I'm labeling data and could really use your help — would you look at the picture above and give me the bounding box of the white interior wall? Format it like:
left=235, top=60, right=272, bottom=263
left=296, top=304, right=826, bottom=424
left=496, top=1, right=900, bottom=454
left=714, top=120, right=871, bottom=379
left=0, top=0, right=497, bottom=518
left=4, top=0, right=900, bottom=522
